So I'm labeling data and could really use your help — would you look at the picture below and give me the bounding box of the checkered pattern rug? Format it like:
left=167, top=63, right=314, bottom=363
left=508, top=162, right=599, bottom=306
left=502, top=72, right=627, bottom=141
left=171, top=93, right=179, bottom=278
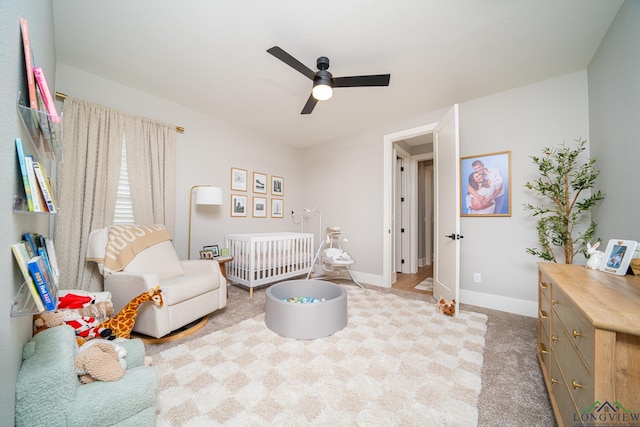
left=153, top=286, right=487, bottom=426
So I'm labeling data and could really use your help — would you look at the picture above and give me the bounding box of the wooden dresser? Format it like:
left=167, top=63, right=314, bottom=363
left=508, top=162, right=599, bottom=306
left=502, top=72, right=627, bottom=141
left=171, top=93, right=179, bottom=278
left=537, top=262, right=640, bottom=427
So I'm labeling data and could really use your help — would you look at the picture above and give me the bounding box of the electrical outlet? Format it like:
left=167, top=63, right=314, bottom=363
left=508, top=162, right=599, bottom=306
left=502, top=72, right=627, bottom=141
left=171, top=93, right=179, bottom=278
left=474, top=273, right=481, bottom=283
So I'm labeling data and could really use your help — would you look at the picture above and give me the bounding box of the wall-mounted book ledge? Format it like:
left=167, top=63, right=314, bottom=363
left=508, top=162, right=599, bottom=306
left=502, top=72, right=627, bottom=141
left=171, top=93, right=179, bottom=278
left=16, top=92, right=63, bottom=162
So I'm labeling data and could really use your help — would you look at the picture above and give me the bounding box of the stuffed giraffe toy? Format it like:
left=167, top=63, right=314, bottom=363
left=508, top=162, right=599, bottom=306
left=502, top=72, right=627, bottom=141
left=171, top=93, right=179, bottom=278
left=94, top=286, right=164, bottom=340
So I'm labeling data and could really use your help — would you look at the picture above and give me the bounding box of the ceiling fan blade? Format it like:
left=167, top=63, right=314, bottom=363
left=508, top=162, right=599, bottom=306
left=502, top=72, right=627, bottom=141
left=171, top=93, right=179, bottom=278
left=267, top=46, right=316, bottom=80
left=333, top=74, right=391, bottom=88
left=301, top=94, right=318, bottom=115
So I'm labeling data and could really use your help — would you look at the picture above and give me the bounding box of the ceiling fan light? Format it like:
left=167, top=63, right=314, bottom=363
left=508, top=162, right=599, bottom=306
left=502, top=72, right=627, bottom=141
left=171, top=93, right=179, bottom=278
left=312, top=83, right=332, bottom=100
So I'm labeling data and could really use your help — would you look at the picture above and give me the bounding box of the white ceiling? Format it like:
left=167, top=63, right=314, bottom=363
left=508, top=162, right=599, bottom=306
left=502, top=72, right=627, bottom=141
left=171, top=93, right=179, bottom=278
left=52, top=0, right=623, bottom=148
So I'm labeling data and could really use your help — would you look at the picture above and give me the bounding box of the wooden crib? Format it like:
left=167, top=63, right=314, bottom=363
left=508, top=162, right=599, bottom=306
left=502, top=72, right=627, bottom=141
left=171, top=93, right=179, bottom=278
left=225, top=232, right=315, bottom=298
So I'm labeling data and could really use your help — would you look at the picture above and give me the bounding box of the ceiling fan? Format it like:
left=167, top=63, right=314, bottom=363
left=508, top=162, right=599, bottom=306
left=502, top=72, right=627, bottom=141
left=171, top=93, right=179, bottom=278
left=267, top=46, right=391, bottom=114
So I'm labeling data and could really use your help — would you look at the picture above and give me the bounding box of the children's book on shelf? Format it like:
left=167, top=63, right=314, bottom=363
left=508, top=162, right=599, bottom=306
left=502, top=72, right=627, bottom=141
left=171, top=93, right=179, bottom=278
left=44, top=238, right=60, bottom=279
left=20, top=18, right=37, bottom=110
left=22, top=232, right=38, bottom=256
left=11, top=243, right=45, bottom=312
left=32, top=161, right=57, bottom=212
left=15, top=138, right=34, bottom=211
left=33, top=67, right=60, bottom=123
left=27, top=255, right=57, bottom=311
left=24, top=156, right=40, bottom=211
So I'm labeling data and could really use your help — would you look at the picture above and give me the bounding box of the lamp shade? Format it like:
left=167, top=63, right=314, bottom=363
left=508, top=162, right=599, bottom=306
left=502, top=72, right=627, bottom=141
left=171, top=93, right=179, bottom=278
left=196, top=186, right=223, bottom=205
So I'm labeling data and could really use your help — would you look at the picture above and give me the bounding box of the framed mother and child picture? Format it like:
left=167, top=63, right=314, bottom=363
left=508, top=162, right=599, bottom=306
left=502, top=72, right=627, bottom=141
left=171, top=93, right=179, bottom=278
left=460, top=151, right=511, bottom=217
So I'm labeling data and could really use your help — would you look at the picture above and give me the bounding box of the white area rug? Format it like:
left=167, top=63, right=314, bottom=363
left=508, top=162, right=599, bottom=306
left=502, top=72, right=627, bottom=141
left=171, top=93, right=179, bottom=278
left=153, top=287, right=487, bottom=426
left=415, top=277, right=433, bottom=292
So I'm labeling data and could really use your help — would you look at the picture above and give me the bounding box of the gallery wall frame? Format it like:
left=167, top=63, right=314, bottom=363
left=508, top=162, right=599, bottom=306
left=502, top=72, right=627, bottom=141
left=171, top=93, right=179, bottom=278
left=271, top=198, right=284, bottom=218
left=460, top=151, right=511, bottom=217
left=253, top=172, right=267, bottom=194
left=231, top=167, right=247, bottom=192
left=230, top=194, right=247, bottom=217
left=253, top=196, right=267, bottom=218
left=271, top=176, right=284, bottom=196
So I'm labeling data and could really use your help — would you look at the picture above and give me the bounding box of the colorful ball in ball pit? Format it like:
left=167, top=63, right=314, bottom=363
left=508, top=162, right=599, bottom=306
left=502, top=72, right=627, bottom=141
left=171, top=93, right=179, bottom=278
left=284, top=296, right=323, bottom=304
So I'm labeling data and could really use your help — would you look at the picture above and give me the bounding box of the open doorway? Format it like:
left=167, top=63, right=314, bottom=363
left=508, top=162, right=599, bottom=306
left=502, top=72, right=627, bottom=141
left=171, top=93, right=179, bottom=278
left=393, top=137, right=434, bottom=293
left=383, top=105, right=460, bottom=303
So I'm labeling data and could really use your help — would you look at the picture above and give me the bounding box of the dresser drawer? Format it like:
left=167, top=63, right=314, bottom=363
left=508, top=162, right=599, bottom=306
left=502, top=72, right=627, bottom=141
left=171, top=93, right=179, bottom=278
left=550, top=353, right=583, bottom=427
left=552, top=286, right=595, bottom=370
left=552, top=317, right=593, bottom=412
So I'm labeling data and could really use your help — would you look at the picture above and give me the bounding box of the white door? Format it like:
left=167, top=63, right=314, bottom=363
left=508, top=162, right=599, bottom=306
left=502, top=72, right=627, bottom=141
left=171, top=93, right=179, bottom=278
left=433, top=105, right=461, bottom=305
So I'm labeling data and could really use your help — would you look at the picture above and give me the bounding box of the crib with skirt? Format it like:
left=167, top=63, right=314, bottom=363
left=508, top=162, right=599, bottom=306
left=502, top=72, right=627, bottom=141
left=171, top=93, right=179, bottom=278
left=225, top=232, right=314, bottom=298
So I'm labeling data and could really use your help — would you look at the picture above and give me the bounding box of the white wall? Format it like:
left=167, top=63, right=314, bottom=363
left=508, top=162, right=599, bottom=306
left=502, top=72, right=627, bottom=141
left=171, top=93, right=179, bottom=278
left=55, top=64, right=304, bottom=259
left=458, top=71, right=589, bottom=314
left=302, top=71, right=590, bottom=316
left=588, top=0, right=640, bottom=244
left=1, top=1, right=55, bottom=423
left=300, top=109, right=447, bottom=280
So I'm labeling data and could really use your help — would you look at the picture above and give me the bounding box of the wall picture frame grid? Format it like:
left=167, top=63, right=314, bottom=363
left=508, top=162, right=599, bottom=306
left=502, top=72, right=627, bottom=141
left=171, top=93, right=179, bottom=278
left=229, top=167, right=285, bottom=219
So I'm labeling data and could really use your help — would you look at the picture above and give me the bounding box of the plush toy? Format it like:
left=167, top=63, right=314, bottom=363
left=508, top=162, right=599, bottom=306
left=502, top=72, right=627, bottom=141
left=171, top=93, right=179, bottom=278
left=437, top=297, right=456, bottom=316
left=65, top=317, right=113, bottom=341
left=74, top=340, right=127, bottom=384
left=95, top=286, right=164, bottom=339
left=33, top=301, right=115, bottom=345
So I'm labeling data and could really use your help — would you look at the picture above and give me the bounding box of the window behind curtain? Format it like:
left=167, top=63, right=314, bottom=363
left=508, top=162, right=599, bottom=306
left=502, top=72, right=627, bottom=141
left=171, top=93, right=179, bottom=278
left=114, top=136, right=134, bottom=224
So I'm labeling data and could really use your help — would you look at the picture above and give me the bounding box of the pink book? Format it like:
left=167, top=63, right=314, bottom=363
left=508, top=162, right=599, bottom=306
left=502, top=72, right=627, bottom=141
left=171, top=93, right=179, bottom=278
left=33, top=67, right=61, bottom=122
left=20, top=18, right=37, bottom=110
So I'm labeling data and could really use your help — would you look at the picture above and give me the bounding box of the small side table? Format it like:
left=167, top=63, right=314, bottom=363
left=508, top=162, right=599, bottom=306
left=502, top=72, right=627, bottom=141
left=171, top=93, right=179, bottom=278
left=215, top=256, right=234, bottom=297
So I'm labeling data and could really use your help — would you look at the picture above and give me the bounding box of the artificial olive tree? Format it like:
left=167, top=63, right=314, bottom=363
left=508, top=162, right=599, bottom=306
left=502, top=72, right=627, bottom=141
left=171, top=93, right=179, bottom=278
left=523, top=138, right=605, bottom=264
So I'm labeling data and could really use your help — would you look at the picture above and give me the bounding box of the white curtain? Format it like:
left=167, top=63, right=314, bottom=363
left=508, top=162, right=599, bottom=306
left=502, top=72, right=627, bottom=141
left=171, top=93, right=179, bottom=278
left=54, top=98, right=176, bottom=291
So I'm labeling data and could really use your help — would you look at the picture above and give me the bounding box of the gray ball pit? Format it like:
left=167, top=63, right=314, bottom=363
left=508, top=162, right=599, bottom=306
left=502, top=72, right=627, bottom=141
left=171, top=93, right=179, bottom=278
left=265, top=279, right=347, bottom=339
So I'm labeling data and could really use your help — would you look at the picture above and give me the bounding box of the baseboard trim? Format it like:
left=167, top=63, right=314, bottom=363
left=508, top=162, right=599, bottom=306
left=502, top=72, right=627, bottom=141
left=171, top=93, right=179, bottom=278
left=351, top=271, right=389, bottom=288
left=353, top=271, right=537, bottom=318
left=460, top=289, right=537, bottom=318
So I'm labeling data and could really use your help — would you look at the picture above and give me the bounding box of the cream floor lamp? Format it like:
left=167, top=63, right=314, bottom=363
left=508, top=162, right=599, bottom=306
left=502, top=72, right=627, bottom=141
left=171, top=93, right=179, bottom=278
left=188, top=185, right=223, bottom=259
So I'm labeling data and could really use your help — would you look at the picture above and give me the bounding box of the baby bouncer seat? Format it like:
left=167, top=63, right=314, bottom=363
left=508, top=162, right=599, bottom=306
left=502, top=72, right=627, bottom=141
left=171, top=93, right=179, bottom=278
left=307, top=226, right=365, bottom=290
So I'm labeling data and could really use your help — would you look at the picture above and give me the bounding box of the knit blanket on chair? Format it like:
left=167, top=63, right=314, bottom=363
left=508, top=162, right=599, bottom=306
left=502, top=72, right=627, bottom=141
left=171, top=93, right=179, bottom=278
left=102, top=224, right=171, bottom=277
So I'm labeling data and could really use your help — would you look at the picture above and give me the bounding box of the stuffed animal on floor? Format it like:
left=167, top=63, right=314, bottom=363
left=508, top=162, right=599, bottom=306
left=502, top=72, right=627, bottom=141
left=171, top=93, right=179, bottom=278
left=74, top=340, right=127, bottom=384
left=437, top=297, right=456, bottom=316
left=95, top=286, right=164, bottom=339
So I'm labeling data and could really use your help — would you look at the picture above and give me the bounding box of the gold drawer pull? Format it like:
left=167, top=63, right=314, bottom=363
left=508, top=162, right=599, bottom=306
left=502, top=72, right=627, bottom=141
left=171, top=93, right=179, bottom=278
left=572, top=380, right=583, bottom=389
left=552, top=335, right=560, bottom=342
left=551, top=377, right=558, bottom=384
left=540, top=343, right=548, bottom=354
left=540, top=282, right=549, bottom=289
left=552, top=298, right=558, bottom=305
left=539, top=310, right=548, bottom=319
left=573, top=329, right=583, bottom=338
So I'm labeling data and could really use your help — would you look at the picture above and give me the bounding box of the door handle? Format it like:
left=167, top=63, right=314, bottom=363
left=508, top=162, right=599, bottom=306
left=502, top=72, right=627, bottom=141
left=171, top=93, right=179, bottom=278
left=445, top=234, right=464, bottom=240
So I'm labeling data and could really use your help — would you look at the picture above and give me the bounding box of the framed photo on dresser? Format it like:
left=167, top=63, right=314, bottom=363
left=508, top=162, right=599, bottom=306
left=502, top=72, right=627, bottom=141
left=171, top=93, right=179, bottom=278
left=600, top=239, right=638, bottom=276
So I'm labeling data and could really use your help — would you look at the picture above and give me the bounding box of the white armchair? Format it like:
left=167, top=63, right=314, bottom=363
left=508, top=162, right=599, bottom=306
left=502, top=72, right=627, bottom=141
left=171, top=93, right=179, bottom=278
left=87, top=225, right=226, bottom=339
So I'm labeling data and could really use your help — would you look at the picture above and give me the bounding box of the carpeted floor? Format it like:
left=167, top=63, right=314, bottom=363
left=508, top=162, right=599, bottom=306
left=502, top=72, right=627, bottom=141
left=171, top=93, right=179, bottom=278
left=152, top=287, right=487, bottom=426
left=145, top=281, right=556, bottom=426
